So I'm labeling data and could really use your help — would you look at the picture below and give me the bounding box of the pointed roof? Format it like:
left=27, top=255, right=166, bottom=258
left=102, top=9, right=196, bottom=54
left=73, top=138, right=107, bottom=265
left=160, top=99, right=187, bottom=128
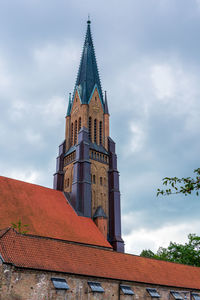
left=66, top=93, right=72, bottom=116
left=74, top=20, right=103, bottom=104
left=93, top=206, right=107, bottom=219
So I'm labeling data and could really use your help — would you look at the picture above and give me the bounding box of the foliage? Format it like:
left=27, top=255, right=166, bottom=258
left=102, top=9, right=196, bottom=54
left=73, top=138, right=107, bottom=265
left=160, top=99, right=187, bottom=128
left=157, top=168, right=200, bottom=196
left=140, top=234, right=200, bottom=267
left=11, top=220, right=29, bottom=234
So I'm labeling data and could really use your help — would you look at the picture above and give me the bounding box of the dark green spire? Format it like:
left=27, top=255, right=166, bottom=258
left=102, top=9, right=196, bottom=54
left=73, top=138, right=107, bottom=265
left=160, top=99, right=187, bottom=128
left=74, top=20, right=103, bottom=104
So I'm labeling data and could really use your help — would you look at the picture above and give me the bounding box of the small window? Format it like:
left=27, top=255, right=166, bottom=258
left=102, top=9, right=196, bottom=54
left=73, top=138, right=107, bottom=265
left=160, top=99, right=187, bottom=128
left=51, top=278, right=69, bottom=290
left=67, top=178, right=69, bottom=187
left=192, top=293, right=200, bottom=300
left=120, top=285, right=134, bottom=295
left=146, top=288, right=160, bottom=298
left=93, top=175, right=96, bottom=184
left=100, top=177, right=103, bottom=185
left=88, top=281, right=104, bottom=293
left=171, top=291, right=183, bottom=300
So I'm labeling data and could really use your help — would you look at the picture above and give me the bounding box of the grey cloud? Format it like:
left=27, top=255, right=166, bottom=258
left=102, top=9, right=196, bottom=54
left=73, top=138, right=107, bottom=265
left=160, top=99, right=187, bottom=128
left=1, top=0, right=200, bottom=253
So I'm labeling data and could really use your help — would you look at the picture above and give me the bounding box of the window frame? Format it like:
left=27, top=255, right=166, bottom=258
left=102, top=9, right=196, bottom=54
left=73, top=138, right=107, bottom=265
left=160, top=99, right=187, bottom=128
left=120, top=284, right=134, bottom=295
left=88, top=281, right=104, bottom=293
left=51, top=277, right=69, bottom=290
left=170, top=291, right=183, bottom=300
left=146, top=288, right=160, bottom=298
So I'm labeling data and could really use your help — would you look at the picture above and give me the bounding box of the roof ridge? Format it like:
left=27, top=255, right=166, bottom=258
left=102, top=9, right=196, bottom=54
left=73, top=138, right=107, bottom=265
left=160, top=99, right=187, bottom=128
left=0, top=227, right=12, bottom=238
left=7, top=229, right=112, bottom=250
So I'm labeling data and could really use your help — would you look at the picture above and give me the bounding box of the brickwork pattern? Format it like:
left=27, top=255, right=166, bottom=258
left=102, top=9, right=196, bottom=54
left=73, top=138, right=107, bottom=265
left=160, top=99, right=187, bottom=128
left=64, top=87, right=110, bottom=218
left=0, top=264, right=196, bottom=300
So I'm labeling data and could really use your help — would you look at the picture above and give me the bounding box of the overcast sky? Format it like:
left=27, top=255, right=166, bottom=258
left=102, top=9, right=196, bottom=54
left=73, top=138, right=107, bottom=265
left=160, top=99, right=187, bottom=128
left=1, top=0, right=200, bottom=255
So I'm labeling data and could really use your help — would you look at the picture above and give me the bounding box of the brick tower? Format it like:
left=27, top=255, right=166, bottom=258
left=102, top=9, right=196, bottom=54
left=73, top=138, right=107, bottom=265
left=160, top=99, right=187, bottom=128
left=54, top=20, right=124, bottom=252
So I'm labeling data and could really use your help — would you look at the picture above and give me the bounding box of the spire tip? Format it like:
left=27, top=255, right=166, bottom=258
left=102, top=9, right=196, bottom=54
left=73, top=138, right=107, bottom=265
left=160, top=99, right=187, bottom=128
left=87, top=14, right=91, bottom=24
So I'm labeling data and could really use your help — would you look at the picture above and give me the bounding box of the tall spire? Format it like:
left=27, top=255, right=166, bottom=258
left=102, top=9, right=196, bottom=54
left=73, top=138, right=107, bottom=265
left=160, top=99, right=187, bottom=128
left=66, top=93, right=72, bottom=116
left=74, top=20, right=103, bottom=104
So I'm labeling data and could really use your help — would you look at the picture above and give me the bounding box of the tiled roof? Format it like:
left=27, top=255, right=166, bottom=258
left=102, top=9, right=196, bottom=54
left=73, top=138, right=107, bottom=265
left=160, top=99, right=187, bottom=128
left=1, top=228, right=200, bottom=289
left=0, top=176, right=111, bottom=248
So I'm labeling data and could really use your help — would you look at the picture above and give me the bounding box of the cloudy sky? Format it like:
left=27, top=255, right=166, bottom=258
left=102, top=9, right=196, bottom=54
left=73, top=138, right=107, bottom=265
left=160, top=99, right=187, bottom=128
left=1, top=0, right=200, bottom=255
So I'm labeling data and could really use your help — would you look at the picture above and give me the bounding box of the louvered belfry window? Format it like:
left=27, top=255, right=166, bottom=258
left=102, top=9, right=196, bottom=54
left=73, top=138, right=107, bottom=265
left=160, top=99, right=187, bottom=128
left=99, top=121, right=102, bottom=144
left=71, top=123, right=73, bottom=146
left=89, top=117, right=92, bottom=141
left=94, top=119, right=97, bottom=143
left=74, top=120, right=77, bottom=144
left=78, top=117, right=81, bottom=132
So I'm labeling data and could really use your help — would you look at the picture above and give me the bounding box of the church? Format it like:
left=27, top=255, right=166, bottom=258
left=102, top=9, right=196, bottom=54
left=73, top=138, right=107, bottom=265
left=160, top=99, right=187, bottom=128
left=0, top=20, right=200, bottom=300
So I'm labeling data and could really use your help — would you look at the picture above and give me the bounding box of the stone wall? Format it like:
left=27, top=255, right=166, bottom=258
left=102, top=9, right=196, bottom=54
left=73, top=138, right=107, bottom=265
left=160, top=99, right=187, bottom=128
left=0, top=263, right=197, bottom=300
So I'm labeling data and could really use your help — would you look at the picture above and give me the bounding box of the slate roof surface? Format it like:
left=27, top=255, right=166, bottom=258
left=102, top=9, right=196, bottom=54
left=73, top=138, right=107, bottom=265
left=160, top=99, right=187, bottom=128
left=73, top=21, right=103, bottom=105
left=1, top=228, right=200, bottom=290
left=0, top=176, right=111, bottom=248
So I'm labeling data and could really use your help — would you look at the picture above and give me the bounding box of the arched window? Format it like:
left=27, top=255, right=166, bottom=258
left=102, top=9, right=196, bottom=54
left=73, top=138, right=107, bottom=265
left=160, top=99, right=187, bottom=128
left=78, top=117, right=81, bottom=132
left=89, top=117, right=92, bottom=141
left=93, top=174, right=96, bottom=184
left=71, top=123, right=74, bottom=145
left=100, top=177, right=103, bottom=186
left=74, top=120, right=77, bottom=144
left=99, top=121, right=102, bottom=145
left=94, top=119, right=97, bottom=143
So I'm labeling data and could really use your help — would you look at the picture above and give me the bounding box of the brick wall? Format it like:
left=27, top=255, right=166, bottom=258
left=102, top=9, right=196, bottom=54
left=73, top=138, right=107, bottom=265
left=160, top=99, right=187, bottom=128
left=0, top=264, right=197, bottom=300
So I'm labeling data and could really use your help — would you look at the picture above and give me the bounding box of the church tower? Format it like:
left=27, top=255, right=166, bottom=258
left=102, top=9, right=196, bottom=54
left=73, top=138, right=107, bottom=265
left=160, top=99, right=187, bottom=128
left=54, top=20, right=124, bottom=252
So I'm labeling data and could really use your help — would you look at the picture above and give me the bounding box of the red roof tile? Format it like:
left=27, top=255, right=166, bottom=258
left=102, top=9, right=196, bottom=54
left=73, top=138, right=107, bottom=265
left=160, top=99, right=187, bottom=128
left=0, top=176, right=111, bottom=248
left=1, top=228, right=200, bottom=289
